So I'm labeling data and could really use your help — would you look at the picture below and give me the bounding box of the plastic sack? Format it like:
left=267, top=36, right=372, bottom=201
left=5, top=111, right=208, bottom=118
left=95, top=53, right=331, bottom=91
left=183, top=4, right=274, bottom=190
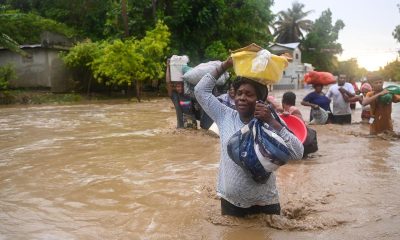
left=251, top=49, right=272, bottom=72
left=183, top=61, right=229, bottom=86
left=304, top=71, right=335, bottom=85
left=379, top=85, right=400, bottom=104
left=227, top=110, right=303, bottom=184
left=231, top=43, right=288, bottom=86
left=310, top=107, right=329, bottom=125
left=227, top=119, right=288, bottom=183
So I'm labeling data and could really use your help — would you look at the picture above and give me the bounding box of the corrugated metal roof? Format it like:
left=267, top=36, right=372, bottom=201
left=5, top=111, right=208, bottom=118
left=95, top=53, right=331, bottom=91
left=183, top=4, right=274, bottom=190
left=270, top=42, right=300, bottom=49
left=0, top=44, right=70, bottom=51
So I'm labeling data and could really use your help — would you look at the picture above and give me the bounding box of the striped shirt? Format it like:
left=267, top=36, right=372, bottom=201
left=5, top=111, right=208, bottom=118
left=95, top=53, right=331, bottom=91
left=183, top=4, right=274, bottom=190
left=194, top=73, right=303, bottom=208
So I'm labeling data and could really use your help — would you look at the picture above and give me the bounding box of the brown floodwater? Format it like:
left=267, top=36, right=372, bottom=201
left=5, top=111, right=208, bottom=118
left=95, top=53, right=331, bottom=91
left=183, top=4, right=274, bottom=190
left=1, top=87, right=399, bottom=239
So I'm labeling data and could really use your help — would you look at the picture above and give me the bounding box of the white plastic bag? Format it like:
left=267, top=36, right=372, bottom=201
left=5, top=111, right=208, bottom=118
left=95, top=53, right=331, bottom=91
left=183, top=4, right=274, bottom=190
left=310, top=108, right=329, bottom=125
left=251, top=49, right=271, bottom=73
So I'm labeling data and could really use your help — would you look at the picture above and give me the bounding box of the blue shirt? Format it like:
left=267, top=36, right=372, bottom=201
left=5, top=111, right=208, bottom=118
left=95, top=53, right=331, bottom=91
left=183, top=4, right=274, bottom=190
left=303, top=91, right=331, bottom=112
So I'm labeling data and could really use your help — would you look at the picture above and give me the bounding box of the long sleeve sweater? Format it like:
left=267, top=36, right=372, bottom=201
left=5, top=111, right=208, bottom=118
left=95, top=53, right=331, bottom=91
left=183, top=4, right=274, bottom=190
left=194, top=74, right=303, bottom=207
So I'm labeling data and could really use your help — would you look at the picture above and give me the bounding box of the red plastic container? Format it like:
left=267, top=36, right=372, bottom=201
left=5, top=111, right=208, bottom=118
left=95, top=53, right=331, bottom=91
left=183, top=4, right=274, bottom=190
left=279, top=114, right=307, bottom=143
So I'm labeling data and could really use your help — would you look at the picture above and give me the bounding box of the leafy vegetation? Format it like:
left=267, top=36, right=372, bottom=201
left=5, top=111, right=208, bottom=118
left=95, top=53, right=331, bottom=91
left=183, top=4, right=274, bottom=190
left=63, top=21, right=170, bottom=101
left=381, top=60, right=400, bottom=82
left=2, top=0, right=396, bottom=98
left=301, top=9, right=345, bottom=72
left=336, top=58, right=368, bottom=80
left=0, top=11, right=76, bottom=44
left=0, top=63, right=16, bottom=90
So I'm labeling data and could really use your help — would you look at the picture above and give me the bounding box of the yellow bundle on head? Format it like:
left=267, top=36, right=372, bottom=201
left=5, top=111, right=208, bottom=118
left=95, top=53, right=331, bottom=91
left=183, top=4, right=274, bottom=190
left=231, top=43, right=289, bottom=86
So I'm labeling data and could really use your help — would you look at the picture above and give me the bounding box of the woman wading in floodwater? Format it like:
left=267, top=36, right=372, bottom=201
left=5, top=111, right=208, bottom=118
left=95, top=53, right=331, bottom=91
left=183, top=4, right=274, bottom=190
left=194, top=57, right=303, bottom=217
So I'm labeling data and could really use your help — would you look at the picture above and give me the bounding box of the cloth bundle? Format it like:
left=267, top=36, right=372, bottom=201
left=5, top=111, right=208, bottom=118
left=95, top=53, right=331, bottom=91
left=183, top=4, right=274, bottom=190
left=379, top=85, right=400, bottom=104
left=227, top=118, right=295, bottom=184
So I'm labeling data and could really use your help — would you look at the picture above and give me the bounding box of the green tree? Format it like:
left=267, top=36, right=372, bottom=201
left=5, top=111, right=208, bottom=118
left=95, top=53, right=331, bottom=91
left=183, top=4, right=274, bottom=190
left=336, top=58, right=368, bottom=79
left=273, top=1, right=313, bottom=43
left=381, top=60, right=400, bottom=82
left=61, top=40, right=104, bottom=94
left=0, top=11, right=75, bottom=44
left=204, top=40, right=229, bottom=60
left=91, top=21, right=170, bottom=101
left=302, top=9, right=344, bottom=72
left=4, top=0, right=111, bottom=40
left=219, top=0, right=274, bottom=52
left=393, top=4, right=400, bottom=42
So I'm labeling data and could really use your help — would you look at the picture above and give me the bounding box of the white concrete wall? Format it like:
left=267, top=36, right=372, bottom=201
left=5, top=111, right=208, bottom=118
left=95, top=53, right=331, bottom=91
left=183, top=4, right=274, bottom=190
left=0, top=48, right=72, bottom=92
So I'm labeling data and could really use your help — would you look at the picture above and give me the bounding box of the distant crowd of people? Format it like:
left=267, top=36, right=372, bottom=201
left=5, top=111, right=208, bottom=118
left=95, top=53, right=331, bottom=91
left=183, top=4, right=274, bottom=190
left=167, top=57, right=398, bottom=136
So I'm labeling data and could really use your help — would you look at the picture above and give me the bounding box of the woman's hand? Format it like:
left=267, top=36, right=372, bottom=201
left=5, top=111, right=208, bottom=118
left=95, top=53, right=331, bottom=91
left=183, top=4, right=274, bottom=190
left=221, top=56, right=233, bottom=72
left=311, top=104, right=319, bottom=109
left=379, top=89, right=389, bottom=96
left=254, top=102, right=283, bottom=131
left=254, top=102, right=274, bottom=123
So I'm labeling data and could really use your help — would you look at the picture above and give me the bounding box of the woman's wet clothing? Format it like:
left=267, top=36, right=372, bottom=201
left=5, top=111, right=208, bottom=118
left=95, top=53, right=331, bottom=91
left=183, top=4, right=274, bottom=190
left=194, top=74, right=303, bottom=214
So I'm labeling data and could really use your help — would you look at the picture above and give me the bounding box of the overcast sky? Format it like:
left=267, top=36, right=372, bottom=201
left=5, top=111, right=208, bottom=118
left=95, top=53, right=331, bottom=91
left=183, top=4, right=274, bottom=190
left=271, top=0, right=400, bottom=71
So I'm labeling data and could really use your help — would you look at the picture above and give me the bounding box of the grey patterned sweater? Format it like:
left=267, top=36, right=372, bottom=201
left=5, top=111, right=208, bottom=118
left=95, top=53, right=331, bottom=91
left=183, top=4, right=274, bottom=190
left=194, top=73, right=304, bottom=208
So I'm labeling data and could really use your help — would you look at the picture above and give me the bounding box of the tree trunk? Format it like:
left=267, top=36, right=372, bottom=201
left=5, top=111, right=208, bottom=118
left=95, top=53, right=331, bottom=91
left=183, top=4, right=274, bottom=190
left=152, top=0, right=157, bottom=21
left=86, top=75, right=92, bottom=98
left=121, top=0, right=129, bottom=38
left=136, top=80, right=141, bottom=102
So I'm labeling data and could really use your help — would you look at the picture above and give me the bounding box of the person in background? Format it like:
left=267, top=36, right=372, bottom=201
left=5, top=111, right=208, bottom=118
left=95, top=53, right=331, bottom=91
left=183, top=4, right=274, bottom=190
left=349, top=77, right=360, bottom=110
left=166, top=59, right=197, bottom=129
left=270, top=91, right=304, bottom=121
left=326, top=74, right=355, bottom=124
left=194, top=57, right=303, bottom=218
left=362, top=74, right=399, bottom=134
left=359, top=83, right=372, bottom=123
left=217, top=82, right=236, bottom=109
left=301, top=84, right=332, bottom=123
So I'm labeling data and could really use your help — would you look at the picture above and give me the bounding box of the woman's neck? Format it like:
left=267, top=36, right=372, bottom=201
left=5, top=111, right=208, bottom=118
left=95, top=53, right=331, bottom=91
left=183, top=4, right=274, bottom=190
left=240, top=115, right=253, bottom=124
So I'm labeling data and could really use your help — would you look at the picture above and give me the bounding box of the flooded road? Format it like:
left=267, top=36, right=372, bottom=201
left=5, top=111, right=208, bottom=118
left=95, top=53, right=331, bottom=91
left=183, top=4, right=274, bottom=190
left=1, top=88, right=399, bottom=239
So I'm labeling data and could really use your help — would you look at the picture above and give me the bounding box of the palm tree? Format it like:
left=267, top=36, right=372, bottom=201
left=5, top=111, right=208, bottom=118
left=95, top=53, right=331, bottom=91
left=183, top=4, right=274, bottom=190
left=273, top=1, right=313, bottom=43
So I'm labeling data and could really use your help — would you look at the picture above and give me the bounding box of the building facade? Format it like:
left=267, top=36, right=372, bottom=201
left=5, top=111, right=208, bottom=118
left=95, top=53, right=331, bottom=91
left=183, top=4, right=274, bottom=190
left=0, top=32, right=73, bottom=92
left=269, top=42, right=313, bottom=90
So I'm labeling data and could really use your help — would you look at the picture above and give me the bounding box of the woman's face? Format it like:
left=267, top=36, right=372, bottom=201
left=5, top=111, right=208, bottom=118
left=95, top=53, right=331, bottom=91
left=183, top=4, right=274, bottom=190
left=313, top=84, right=323, bottom=93
left=234, top=83, right=258, bottom=118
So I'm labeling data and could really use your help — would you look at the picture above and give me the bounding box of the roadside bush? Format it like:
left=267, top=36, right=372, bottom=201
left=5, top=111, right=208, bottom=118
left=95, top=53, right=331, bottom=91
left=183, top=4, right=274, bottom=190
left=0, top=63, right=16, bottom=90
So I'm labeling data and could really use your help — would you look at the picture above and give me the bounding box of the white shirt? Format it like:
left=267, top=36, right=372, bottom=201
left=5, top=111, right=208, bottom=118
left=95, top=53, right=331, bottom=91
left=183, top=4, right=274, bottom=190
left=326, top=83, right=355, bottom=115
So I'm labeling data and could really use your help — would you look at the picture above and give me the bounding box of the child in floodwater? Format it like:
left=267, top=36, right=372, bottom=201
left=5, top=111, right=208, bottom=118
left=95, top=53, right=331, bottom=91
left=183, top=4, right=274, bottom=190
left=267, top=92, right=304, bottom=121
left=280, top=91, right=304, bottom=121
left=362, top=74, right=400, bottom=134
